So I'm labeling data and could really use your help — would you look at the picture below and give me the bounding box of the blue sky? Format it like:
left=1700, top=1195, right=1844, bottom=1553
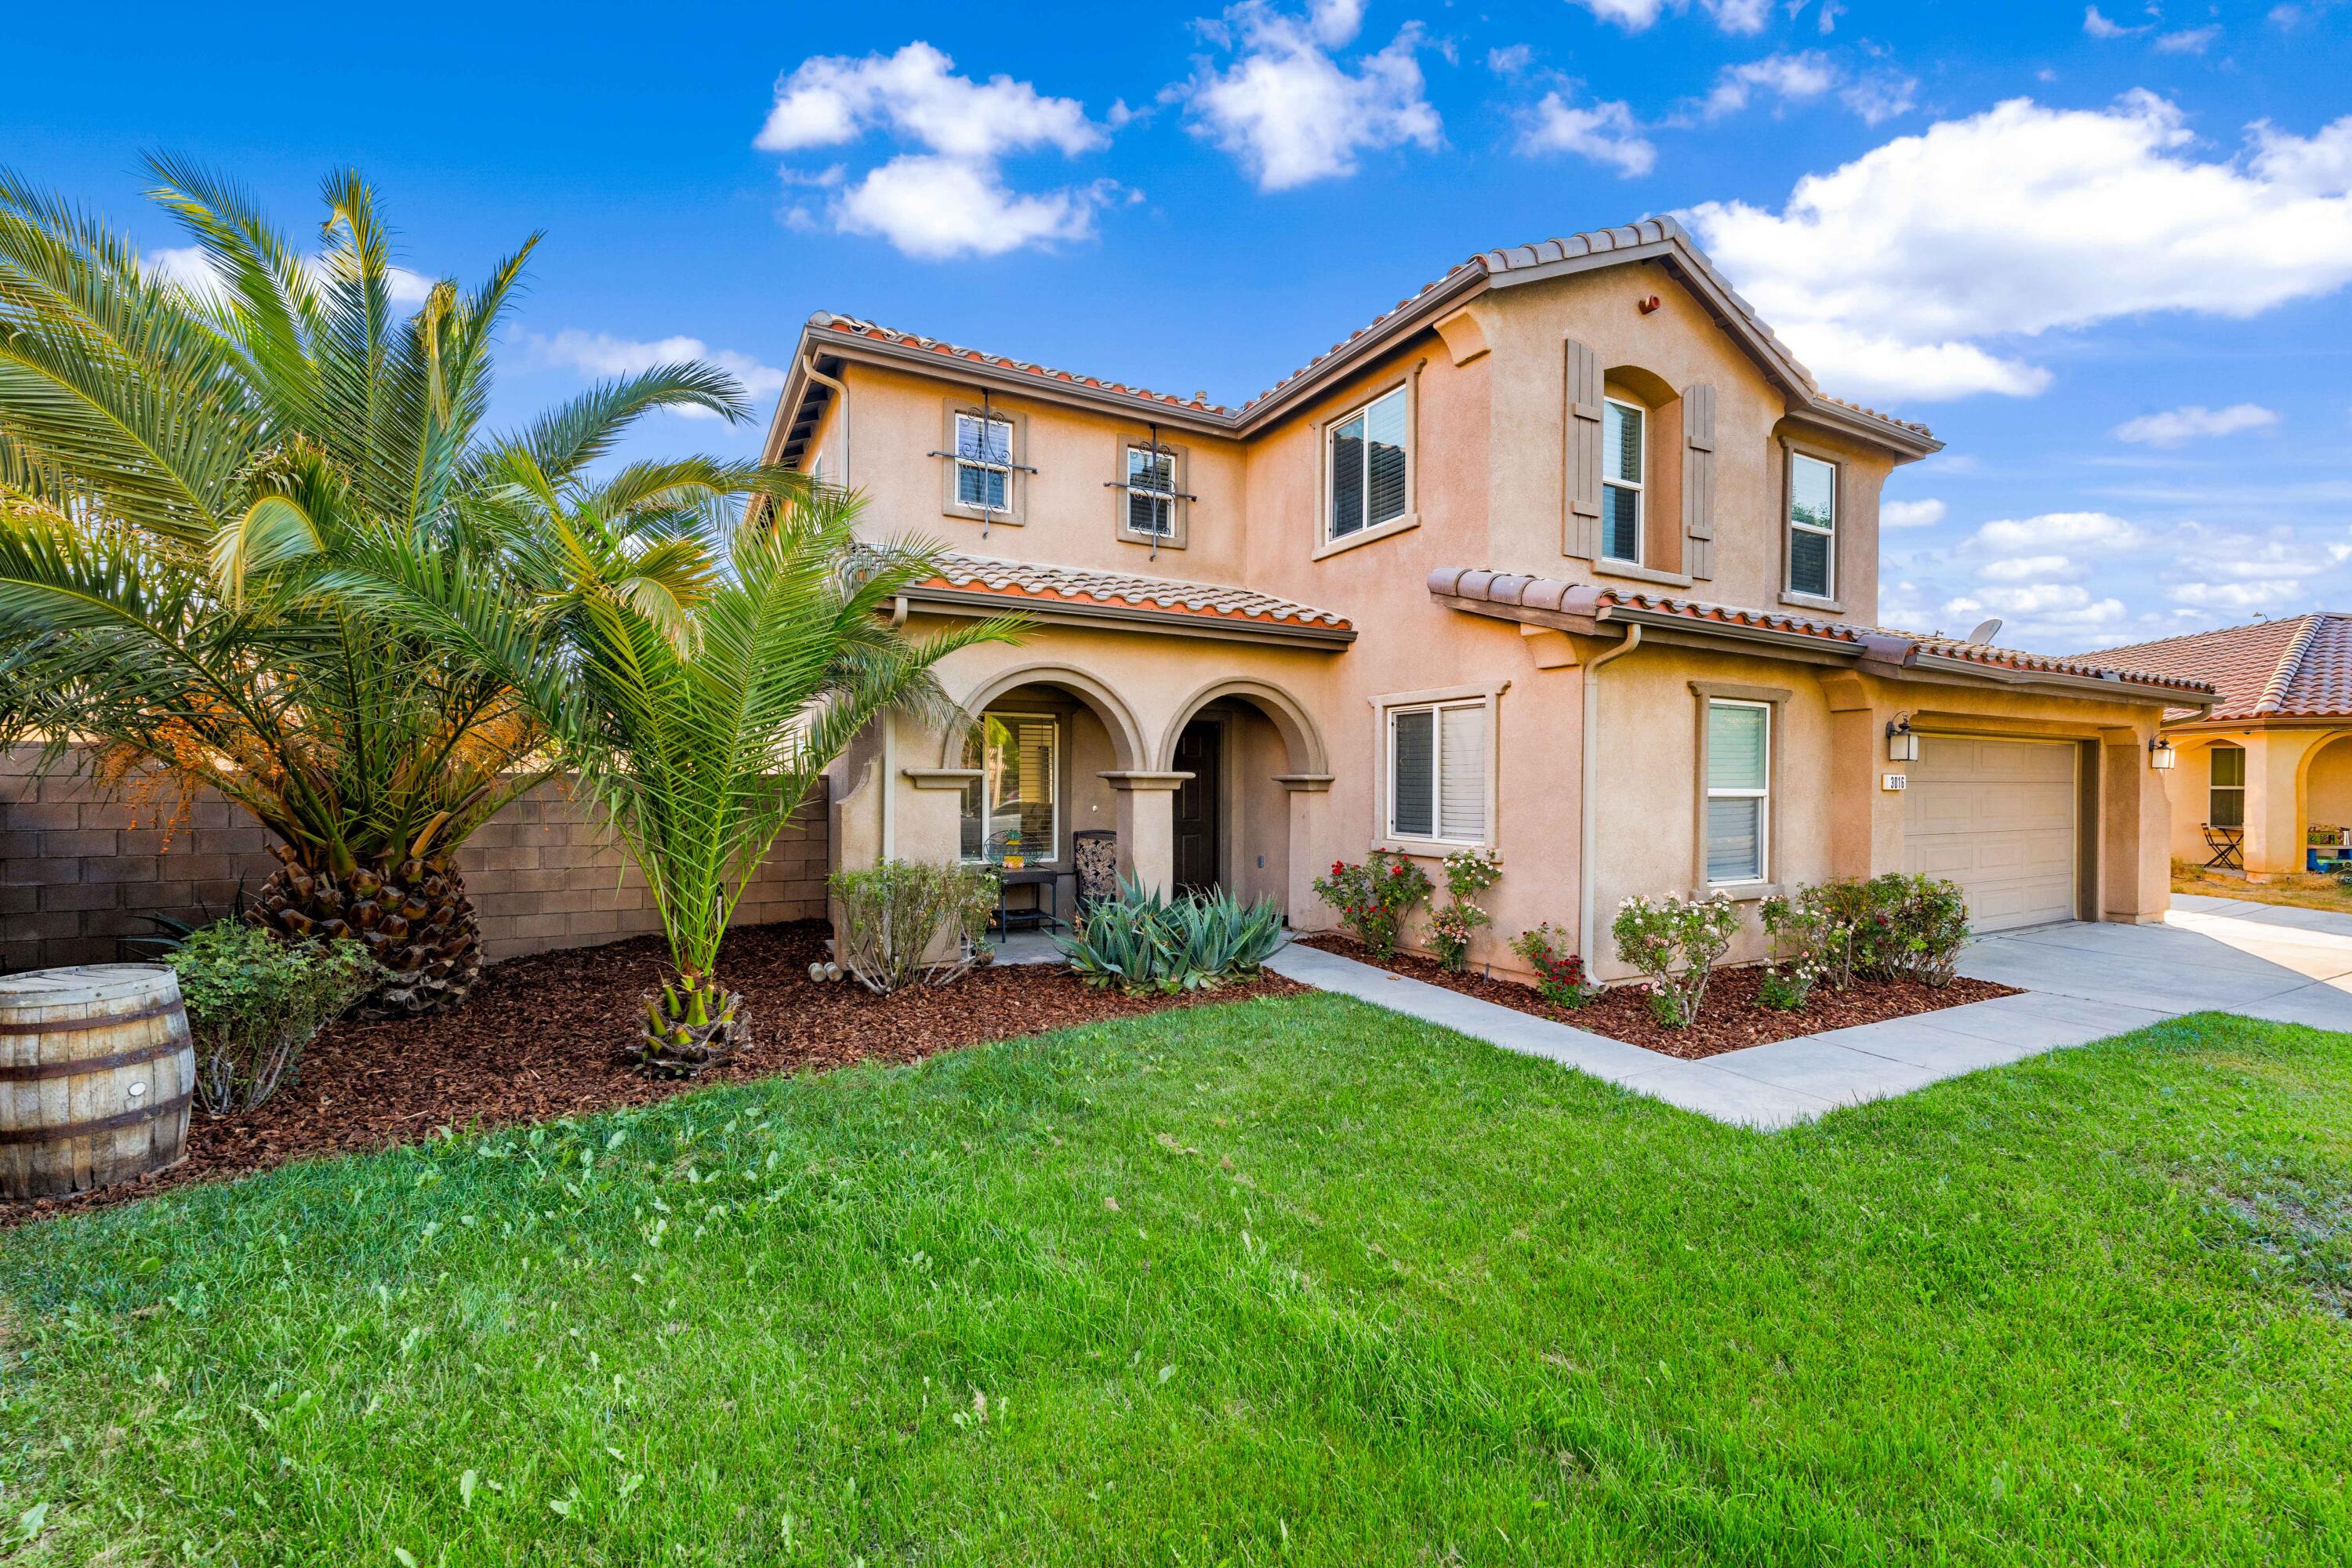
left=6, top=0, right=2350, bottom=652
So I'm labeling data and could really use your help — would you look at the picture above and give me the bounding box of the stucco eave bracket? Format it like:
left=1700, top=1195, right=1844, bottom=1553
left=902, top=767, right=982, bottom=790
left=1099, top=770, right=1192, bottom=792
left=1273, top=773, right=1335, bottom=793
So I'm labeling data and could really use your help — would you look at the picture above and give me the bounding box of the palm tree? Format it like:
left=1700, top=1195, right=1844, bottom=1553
left=353, top=464, right=1022, bottom=1072
left=0, top=160, right=742, bottom=1013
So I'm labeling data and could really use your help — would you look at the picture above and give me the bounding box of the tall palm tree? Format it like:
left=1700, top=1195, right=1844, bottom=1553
left=0, top=160, right=742, bottom=1012
left=350, top=465, right=1022, bottom=1073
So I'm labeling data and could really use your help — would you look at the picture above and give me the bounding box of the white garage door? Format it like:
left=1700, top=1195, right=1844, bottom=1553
left=1903, top=735, right=2078, bottom=932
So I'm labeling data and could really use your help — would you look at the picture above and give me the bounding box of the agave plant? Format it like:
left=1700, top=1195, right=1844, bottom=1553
left=0, top=160, right=742, bottom=1014
left=350, top=466, right=1023, bottom=1073
left=1060, top=879, right=1288, bottom=993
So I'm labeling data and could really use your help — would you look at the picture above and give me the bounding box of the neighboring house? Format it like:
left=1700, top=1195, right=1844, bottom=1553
left=2095, top=614, right=2352, bottom=880
left=761, top=218, right=2214, bottom=981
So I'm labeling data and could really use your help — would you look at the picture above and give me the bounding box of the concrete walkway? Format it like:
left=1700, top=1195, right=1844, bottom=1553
left=1264, top=897, right=2352, bottom=1131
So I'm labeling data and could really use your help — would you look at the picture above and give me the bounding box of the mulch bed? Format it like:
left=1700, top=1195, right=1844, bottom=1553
left=9, top=922, right=1305, bottom=1225
left=1295, top=933, right=2017, bottom=1061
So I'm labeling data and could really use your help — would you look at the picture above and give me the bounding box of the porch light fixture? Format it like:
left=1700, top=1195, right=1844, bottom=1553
left=2150, top=735, right=2176, bottom=771
left=1885, top=716, right=1920, bottom=763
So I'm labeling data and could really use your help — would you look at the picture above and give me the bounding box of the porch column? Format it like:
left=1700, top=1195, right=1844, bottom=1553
left=1820, top=673, right=1904, bottom=879
left=2242, top=730, right=2330, bottom=880
left=1102, top=771, right=1189, bottom=895
left=2099, top=726, right=2169, bottom=923
left=1276, top=773, right=1334, bottom=927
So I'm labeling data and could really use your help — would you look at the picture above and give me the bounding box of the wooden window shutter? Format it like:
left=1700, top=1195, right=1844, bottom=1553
left=1682, top=381, right=1716, bottom=582
left=1563, top=338, right=1603, bottom=560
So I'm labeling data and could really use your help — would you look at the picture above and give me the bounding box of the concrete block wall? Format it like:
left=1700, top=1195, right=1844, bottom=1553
left=0, top=750, right=827, bottom=974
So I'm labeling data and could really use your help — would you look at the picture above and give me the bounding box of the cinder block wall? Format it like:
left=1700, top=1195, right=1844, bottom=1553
left=0, top=750, right=827, bottom=973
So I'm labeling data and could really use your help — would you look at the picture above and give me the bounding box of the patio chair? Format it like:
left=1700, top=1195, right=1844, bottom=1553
left=2201, top=822, right=2244, bottom=871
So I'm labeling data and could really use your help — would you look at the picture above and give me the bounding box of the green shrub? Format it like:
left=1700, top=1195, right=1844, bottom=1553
left=1855, top=873, right=1972, bottom=986
left=1508, top=923, right=1600, bottom=1009
left=169, top=921, right=382, bottom=1113
left=1059, top=880, right=1287, bottom=993
left=1312, top=853, right=1433, bottom=961
left=828, top=860, right=999, bottom=994
left=1610, top=892, right=1741, bottom=1029
left=1758, top=890, right=1843, bottom=1009
left=1429, top=848, right=1501, bottom=972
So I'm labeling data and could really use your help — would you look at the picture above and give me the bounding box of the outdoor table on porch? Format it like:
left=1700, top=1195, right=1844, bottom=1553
left=2202, top=822, right=2244, bottom=870
left=993, top=866, right=1062, bottom=934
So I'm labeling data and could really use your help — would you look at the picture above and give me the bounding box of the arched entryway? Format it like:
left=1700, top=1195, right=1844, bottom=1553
left=1153, top=677, right=1330, bottom=909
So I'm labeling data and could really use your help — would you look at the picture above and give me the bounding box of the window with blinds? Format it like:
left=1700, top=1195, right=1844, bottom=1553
left=2209, top=742, right=2245, bottom=829
left=1124, top=442, right=1177, bottom=537
left=1602, top=397, right=1643, bottom=563
left=954, top=412, right=1014, bottom=513
left=1788, top=452, right=1836, bottom=598
left=1329, top=386, right=1410, bottom=541
left=1704, top=699, right=1769, bottom=884
left=960, top=713, right=1059, bottom=862
left=1388, top=700, right=1488, bottom=844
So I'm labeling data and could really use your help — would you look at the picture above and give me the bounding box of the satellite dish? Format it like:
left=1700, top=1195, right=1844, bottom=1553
left=1967, top=618, right=2002, bottom=645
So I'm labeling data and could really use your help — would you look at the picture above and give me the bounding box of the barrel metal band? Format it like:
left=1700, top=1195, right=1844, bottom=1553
left=0, top=998, right=180, bottom=1036
left=0, top=1035, right=189, bottom=1081
left=0, top=1088, right=193, bottom=1145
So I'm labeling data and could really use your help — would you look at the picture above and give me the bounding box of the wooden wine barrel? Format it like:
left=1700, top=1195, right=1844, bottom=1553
left=0, top=964, right=194, bottom=1200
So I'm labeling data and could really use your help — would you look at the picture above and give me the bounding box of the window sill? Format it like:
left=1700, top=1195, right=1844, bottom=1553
left=1375, top=837, right=1490, bottom=858
left=1777, top=590, right=1843, bottom=615
left=1314, top=512, right=1419, bottom=561
left=944, top=506, right=1022, bottom=527
left=1703, top=880, right=1781, bottom=903
left=1118, top=531, right=1185, bottom=550
left=1591, top=557, right=1693, bottom=590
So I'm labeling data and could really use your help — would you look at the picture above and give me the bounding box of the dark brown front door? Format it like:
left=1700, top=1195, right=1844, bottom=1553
left=1173, top=720, right=1221, bottom=896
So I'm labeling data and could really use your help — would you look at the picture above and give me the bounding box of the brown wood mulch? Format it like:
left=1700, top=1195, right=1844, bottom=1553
left=1294, top=932, right=2018, bottom=1061
left=7, top=921, right=1305, bottom=1225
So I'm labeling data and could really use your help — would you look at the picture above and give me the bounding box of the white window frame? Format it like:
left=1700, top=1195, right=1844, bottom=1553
left=953, top=411, right=1016, bottom=516
left=1785, top=451, right=1838, bottom=602
left=1381, top=694, right=1494, bottom=848
left=1702, top=698, right=1772, bottom=887
left=1324, top=383, right=1414, bottom=546
left=960, top=711, right=1061, bottom=865
left=1123, top=440, right=1178, bottom=539
left=1601, top=397, right=1645, bottom=564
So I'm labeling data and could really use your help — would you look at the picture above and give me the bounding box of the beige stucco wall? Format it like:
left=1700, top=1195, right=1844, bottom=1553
left=2158, top=726, right=2352, bottom=876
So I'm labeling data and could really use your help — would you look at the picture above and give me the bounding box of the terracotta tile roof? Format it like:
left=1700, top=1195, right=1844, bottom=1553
left=2094, top=614, right=2352, bottom=721
left=800, top=217, right=1935, bottom=446
left=808, top=313, right=1232, bottom=414
left=915, top=551, right=1352, bottom=631
left=1428, top=568, right=2215, bottom=698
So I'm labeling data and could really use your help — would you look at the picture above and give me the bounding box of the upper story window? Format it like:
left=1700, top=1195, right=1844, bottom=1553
left=1787, top=452, right=1838, bottom=600
left=954, top=412, right=1014, bottom=512
left=1602, top=397, right=1644, bottom=563
left=1328, top=385, right=1410, bottom=542
left=1124, top=443, right=1176, bottom=536
left=2209, top=742, right=2245, bottom=829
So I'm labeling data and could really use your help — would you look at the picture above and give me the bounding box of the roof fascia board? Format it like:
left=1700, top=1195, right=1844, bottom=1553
left=1232, top=266, right=1488, bottom=433
left=1907, top=652, right=2210, bottom=709
left=810, top=332, right=1238, bottom=437
left=902, top=586, right=1356, bottom=648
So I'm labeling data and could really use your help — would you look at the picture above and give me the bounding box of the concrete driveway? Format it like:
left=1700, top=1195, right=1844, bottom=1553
left=1962, top=892, right=2352, bottom=1032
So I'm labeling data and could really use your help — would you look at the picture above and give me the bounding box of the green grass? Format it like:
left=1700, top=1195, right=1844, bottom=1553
left=3, top=995, right=2349, bottom=1566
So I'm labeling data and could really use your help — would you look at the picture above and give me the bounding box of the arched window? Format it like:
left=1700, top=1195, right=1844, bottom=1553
left=2209, top=742, right=2245, bottom=829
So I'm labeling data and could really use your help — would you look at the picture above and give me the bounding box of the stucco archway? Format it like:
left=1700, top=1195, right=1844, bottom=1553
left=944, top=662, right=1149, bottom=774
left=1152, top=677, right=1328, bottom=777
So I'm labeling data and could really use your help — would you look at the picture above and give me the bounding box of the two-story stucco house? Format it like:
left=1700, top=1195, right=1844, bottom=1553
left=760, top=218, right=2216, bottom=982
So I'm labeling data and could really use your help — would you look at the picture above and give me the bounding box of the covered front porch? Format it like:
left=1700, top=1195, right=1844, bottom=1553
left=2166, top=726, right=2352, bottom=880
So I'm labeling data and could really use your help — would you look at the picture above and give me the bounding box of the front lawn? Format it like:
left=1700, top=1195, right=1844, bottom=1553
left=2176, top=858, right=2352, bottom=916
left=4, top=996, right=2348, bottom=1564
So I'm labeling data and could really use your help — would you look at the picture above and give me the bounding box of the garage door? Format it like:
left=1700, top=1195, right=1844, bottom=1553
left=1902, top=735, right=2078, bottom=932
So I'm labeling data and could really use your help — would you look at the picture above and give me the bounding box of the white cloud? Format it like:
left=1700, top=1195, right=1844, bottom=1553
left=755, top=42, right=1121, bottom=260
left=528, top=330, right=787, bottom=419
left=2082, top=5, right=2140, bottom=38
left=1882, top=497, right=1947, bottom=528
left=149, top=245, right=434, bottom=307
left=2113, top=402, right=2281, bottom=445
left=1700, top=53, right=1838, bottom=119
left=1568, top=0, right=1769, bottom=32
left=757, top=42, right=1102, bottom=159
left=1486, top=42, right=1534, bottom=75
left=2153, top=25, right=2223, bottom=54
left=1839, top=71, right=1918, bottom=127
left=1682, top=95, right=2352, bottom=402
left=833, top=155, right=1117, bottom=260
left=1969, top=510, right=2147, bottom=557
left=2167, top=579, right=2303, bottom=609
left=1815, top=0, right=1845, bottom=32
left=1518, top=93, right=1656, bottom=177
left=1981, top=554, right=2081, bottom=582
left=1177, top=2, right=1442, bottom=191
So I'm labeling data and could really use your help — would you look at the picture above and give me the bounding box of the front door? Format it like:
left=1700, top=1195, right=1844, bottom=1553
left=1173, top=720, right=1221, bottom=897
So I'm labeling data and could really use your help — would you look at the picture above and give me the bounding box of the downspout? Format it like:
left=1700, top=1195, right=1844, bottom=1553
left=1578, top=624, right=1642, bottom=973
left=800, top=355, right=850, bottom=485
